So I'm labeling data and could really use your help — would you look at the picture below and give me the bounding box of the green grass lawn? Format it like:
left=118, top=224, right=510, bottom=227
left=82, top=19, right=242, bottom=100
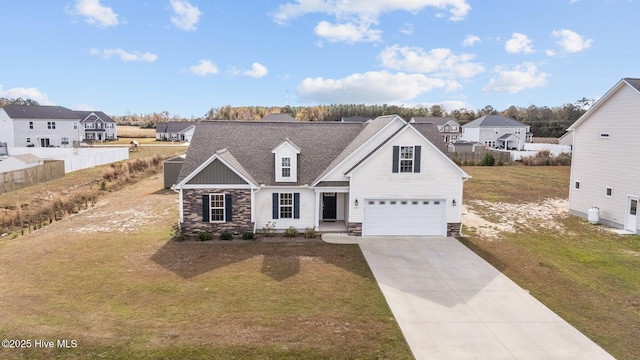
left=461, top=165, right=640, bottom=360
left=0, top=176, right=412, bottom=359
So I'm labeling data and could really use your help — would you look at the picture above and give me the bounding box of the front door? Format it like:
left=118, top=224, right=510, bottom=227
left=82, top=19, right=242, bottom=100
left=625, top=197, right=638, bottom=232
left=322, top=193, right=337, bottom=221
left=40, top=138, right=50, bottom=147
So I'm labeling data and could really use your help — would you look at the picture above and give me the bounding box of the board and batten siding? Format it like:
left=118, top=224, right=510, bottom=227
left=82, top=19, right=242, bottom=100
left=321, top=120, right=404, bottom=182
left=348, top=129, right=463, bottom=224
left=187, top=159, right=248, bottom=185
left=569, top=83, right=640, bottom=231
left=254, top=187, right=316, bottom=231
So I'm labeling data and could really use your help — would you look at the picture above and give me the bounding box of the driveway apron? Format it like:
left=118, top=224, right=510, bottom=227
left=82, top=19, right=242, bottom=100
left=357, top=236, right=614, bottom=360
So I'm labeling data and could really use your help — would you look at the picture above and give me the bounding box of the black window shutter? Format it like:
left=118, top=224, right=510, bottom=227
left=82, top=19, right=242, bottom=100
left=392, top=146, right=399, bottom=173
left=293, top=193, right=300, bottom=219
left=272, top=192, right=279, bottom=219
left=414, top=146, right=421, bottom=173
left=202, top=195, right=210, bottom=222
left=225, top=194, right=233, bottom=222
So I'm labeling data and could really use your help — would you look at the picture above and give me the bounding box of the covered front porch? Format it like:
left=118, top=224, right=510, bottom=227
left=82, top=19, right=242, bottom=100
left=313, top=183, right=350, bottom=233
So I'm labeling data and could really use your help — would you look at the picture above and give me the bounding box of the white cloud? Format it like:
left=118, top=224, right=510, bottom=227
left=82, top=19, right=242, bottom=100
left=243, top=62, right=268, bottom=78
left=483, top=62, right=549, bottom=94
left=297, top=70, right=449, bottom=104
left=187, top=59, right=219, bottom=76
left=272, top=0, right=471, bottom=43
left=379, top=45, right=485, bottom=79
left=67, top=0, right=119, bottom=28
left=400, top=23, right=414, bottom=35
left=0, top=85, right=54, bottom=105
left=505, top=33, right=535, bottom=54
left=552, top=29, right=592, bottom=53
left=314, top=20, right=382, bottom=43
left=462, top=34, right=480, bottom=47
left=170, top=0, right=203, bottom=31
left=90, top=48, right=158, bottom=62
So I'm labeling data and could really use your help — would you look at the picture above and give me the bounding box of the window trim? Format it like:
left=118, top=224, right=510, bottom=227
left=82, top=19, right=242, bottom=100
left=399, top=146, right=414, bottom=173
left=47, top=121, right=56, bottom=130
left=279, top=193, right=293, bottom=219
left=605, top=187, right=613, bottom=197
left=29, top=121, right=34, bottom=129
left=574, top=181, right=580, bottom=190
left=209, top=193, right=226, bottom=223
left=281, top=157, right=291, bottom=178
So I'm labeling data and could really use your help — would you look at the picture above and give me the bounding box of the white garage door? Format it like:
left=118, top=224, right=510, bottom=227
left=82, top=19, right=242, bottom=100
left=363, top=199, right=446, bottom=236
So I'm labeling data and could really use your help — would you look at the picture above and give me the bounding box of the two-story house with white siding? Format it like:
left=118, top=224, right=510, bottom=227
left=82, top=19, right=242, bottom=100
left=0, top=105, right=83, bottom=147
left=172, top=115, right=470, bottom=238
left=568, top=78, right=640, bottom=234
left=461, top=115, right=532, bottom=150
left=75, top=111, right=118, bottom=141
left=410, top=117, right=461, bottom=143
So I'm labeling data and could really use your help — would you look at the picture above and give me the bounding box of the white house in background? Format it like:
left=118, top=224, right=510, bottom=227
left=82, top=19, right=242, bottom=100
left=568, top=78, right=640, bottom=234
left=173, top=115, right=470, bottom=237
left=74, top=111, right=117, bottom=141
left=410, top=117, right=461, bottom=143
left=156, top=122, right=196, bottom=142
left=0, top=105, right=83, bottom=147
left=461, top=115, right=532, bottom=150
left=0, top=105, right=118, bottom=147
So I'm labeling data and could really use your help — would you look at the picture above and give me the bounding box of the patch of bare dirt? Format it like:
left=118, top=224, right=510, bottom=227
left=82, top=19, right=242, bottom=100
left=462, top=198, right=569, bottom=239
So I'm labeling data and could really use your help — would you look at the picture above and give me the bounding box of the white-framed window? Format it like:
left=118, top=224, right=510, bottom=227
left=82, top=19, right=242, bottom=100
left=605, top=187, right=613, bottom=197
left=29, top=121, right=33, bottom=129
left=47, top=121, right=56, bottom=129
left=574, top=181, right=580, bottom=190
left=209, top=194, right=226, bottom=222
left=26, top=138, right=31, bottom=143
left=280, top=193, right=293, bottom=219
left=400, top=146, right=414, bottom=173
left=281, top=157, right=291, bottom=178
left=61, top=137, right=69, bottom=145
left=515, top=129, right=521, bottom=134
left=600, top=132, right=610, bottom=138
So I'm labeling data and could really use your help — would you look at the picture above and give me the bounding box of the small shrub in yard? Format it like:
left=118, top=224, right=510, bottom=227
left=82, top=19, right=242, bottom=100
left=284, top=226, right=299, bottom=238
left=242, top=231, right=255, bottom=240
left=304, top=227, right=317, bottom=238
left=198, top=232, right=212, bottom=241
left=220, top=231, right=233, bottom=240
left=481, top=152, right=495, bottom=166
left=262, top=221, right=276, bottom=237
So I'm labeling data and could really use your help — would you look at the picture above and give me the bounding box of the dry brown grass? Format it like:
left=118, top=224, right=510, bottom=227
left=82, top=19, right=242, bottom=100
left=117, top=125, right=156, bottom=138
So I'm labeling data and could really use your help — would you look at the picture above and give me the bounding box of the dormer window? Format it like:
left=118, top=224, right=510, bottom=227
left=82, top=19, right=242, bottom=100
left=272, top=139, right=300, bottom=182
left=281, top=157, right=291, bottom=178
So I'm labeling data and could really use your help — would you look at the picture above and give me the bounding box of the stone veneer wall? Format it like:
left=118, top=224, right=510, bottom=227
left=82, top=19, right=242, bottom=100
left=447, top=222, right=461, bottom=237
left=348, top=222, right=362, bottom=236
left=181, top=188, right=253, bottom=236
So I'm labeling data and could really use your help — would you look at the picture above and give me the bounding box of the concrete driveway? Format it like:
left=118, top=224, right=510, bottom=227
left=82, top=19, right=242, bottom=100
left=357, top=236, right=614, bottom=360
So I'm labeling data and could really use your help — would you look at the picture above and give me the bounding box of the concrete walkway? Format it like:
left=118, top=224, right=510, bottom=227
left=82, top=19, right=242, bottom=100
left=357, top=236, right=615, bottom=360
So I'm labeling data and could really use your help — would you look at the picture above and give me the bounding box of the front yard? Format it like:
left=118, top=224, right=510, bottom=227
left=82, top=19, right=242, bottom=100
left=0, top=175, right=411, bottom=359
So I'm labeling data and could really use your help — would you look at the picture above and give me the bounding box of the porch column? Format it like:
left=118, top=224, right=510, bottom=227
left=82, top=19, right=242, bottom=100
left=314, top=190, right=320, bottom=230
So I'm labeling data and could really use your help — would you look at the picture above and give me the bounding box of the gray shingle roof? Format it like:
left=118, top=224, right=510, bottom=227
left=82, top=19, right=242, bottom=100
left=463, top=115, right=526, bottom=128
left=261, top=113, right=296, bottom=122
left=3, top=105, right=79, bottom=120
left=624, top=78, right=640, bottom=91
left=177, top=121, right=365, bottom=186
left=74, top=111, right=115, bottom=123
left=341, top=116, right=371, bottom=123
left=410, top=117, right=459, bottom=126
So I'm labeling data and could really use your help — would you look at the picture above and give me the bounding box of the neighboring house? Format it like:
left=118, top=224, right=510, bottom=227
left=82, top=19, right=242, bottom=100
left=0, top=105, right=83, bottom=147
left=74, top=111, right=117, bottom=142
left=461, top=115, right=532, bottom=150
left=0, top=105, right=117, bottom=146
left=567, top=78, right=640, bottom=234
left=410, top=117, right=461, bottom=143
left=156, top=122, right=196, bottom=142
left=0, top=154, right=43, bottom=173
left=261, top=113, right=296, bottom=122
left=173, top=115, right=470, bottom=237
left=558, top=131, right=573, bottom=148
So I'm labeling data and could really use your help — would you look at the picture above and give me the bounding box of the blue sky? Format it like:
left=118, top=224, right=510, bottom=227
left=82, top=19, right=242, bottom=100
left=1, top=0, right=638, bottom=118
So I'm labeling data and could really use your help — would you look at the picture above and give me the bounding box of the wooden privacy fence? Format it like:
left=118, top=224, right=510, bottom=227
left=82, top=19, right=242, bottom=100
left=449, top=150, right=512, bottom=165
left=0, top=160, right=65, bottom=194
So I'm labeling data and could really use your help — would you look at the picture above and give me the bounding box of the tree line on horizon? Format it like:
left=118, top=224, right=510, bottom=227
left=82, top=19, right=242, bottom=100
left=1, top=97, right=595, bottom=138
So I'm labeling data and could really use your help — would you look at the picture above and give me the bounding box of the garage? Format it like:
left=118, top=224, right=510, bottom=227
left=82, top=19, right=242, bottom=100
left=362, top=199, right=446, bottom=236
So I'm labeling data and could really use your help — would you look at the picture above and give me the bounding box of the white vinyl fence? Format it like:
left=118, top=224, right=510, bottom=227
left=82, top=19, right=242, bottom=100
left=8, top=147, right=129, bottom=173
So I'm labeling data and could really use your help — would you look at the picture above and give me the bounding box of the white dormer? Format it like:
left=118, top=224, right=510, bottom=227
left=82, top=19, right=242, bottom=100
left=272, top=139, right=301, bottom=182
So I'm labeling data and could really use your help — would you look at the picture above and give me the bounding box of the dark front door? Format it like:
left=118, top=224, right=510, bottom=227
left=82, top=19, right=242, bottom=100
left=322, top=193, right=337, bottom=220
